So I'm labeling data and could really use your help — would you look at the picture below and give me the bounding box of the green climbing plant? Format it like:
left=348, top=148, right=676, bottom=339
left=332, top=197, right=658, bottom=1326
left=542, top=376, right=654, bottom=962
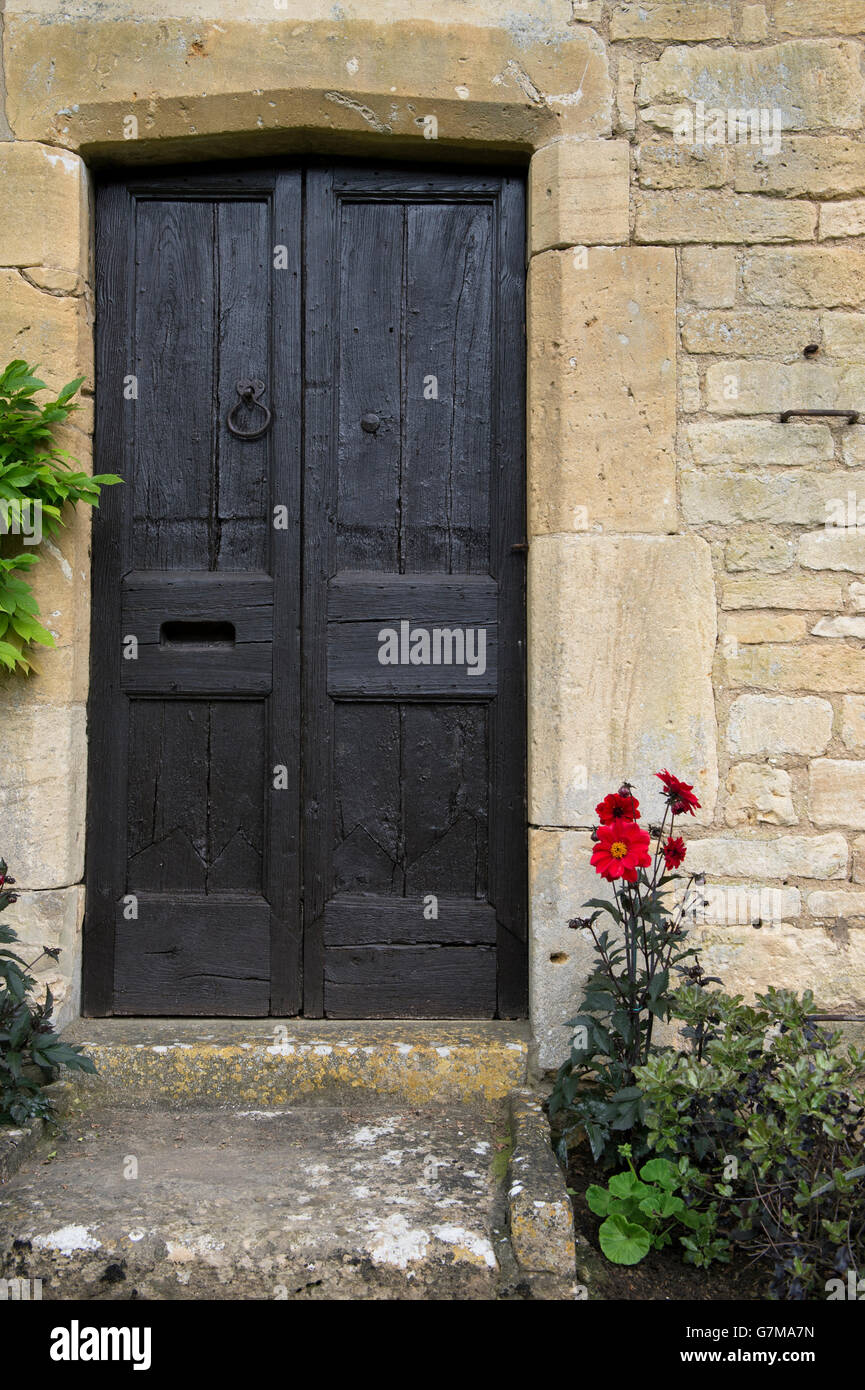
left=0, top=359, right=121, bottom=674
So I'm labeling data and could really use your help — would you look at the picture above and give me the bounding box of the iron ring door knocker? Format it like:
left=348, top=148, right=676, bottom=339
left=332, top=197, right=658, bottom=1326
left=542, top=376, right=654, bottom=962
left=226, top=379, right=273, bottom=440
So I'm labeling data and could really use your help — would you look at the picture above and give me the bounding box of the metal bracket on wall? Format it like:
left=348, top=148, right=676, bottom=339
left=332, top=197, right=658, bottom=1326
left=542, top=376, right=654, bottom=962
left=780, top=408, right=860, bottom=425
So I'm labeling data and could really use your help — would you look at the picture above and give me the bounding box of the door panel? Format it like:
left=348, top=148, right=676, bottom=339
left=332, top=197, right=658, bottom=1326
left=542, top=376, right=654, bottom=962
left=113, top=898, right=270, bottom=1015
left=302, top=168, right=526, bottom=1018
left=85, top=164, right=525, bottom=1019
left=85, top=171, right=302, bottom=1016
left=125, top=700, right=266, bottom=893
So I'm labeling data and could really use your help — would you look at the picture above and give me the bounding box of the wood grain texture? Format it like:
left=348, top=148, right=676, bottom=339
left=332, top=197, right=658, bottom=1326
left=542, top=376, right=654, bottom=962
left=304, top=167, right=526, bottom=1019
left=324, top=945, right=496, bottom=1018
left=120, top=573, right=274, bottom=695
left=84, top=180, right=133, bottom=1014
left=323, top=896, right=497, bottom=946
left=113, top=897, right=270, bottom=1015
left=126, top=700, right=265, bottom=893
left=268, top=172, right=304, bottom=1014
left=87, top=170, right=302, bottom=1016
left=327, top=572, right=497, bottom=622
left=87, top=163, right=525, bottom=1020
left=327, top=624, right=497, bottom=698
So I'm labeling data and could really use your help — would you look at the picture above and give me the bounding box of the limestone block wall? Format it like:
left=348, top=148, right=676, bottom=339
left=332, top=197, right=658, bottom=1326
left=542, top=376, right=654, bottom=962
left=0, top=0, right=862, bottom=1060
left=0, top=136, right=91, bottom=1025
left=530, top=0, right=865, bottom=1066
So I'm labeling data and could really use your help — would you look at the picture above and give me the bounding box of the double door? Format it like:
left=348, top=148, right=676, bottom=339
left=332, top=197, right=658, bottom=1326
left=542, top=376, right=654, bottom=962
left=84, top=165, right=526, bottom=1018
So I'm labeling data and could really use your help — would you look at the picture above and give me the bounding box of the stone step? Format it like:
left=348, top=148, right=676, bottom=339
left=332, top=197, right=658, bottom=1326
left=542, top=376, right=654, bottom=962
left=61, top=1019, right=530, bottom=1109
left=0, top=1093, right=579, bottom=1301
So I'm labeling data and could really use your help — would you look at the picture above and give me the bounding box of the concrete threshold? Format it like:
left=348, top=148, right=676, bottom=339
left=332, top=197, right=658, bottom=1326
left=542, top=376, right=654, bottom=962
left=61, top=1018, right=531, bottom=1109
left=0, top=1088, right=579, bottom=1301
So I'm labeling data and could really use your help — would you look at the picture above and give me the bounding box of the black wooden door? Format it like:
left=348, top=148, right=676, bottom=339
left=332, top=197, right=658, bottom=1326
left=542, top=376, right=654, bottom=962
left=302, top=169, right=526, bottom=1017
left=85, top=170, right=302, bottom=1017
left=85, top=164, right=526, bottom=1018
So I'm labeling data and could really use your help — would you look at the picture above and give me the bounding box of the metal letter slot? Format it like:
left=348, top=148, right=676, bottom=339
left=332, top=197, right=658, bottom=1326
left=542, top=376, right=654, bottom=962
left=160, top=620, right=236, bottom=648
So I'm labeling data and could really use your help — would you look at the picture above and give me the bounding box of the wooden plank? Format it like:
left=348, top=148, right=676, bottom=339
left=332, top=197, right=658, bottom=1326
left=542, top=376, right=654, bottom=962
left=120, top=573, right=274, bottom=694
left=267, top=170, right=304, bottom=1013
left=327, top=573, right=497, bottom=623
left=125, top=699, right=266, bottom=895
left=113, top=896, right=270, bottom=1015
left=404, top=202, right=493, bottom=574
left=491, top=176, right=529, bottom=1017
left=115, top=170, right=282, bottom=197
left=132, top=199, right=214, bottom=571
left=403, top=704, right=489, bottom=897
left=207, top=701, right=265, bottom=892
left=84, top=180, right=134, bottom=1014
left=336, top=199, right=403, bottom=573
left=215, top=198, right=271, bottom=572
left=122, top=573, right=274, bottom=633
left=119, top=647, right=272, bottom=696
left=324, top=945, right=496, bottom=1018
left=332, top=702, right=400, bottom=894
left=327, top=621, right=496, bottom=698
left=331, top=169, right=504, bottom=197
left=301, top=168, right=337, bottom=1015
left=126, top=701, right=209, bottom=892
left=324, top=896, right=497, bottom=946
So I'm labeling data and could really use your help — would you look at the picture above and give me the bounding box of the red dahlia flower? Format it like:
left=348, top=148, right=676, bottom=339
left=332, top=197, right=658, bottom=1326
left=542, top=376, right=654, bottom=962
left=595, top=789, right=641, bottom=824
left=662, top=836, right=687, bottom=870
left=591, top=819, right=652, bottom=884
left=656, top=769, right=701, bottom=817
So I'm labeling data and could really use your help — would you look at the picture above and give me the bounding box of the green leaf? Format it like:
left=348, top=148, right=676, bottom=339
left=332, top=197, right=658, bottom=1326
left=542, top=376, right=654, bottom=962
left=638, top=1190, right=685, bottom=1221
left=608, top=1170, right=651, bottom=1201
left=10, top=614, right=54, bottom=647
left=585, top=1184, right=612, bottom=1217
left=640, top=1157, right=680, bottom=1190
left=0, top=359, right=121, bottom=675
left=3, top=1049, right=23, bottom=1079
left=583, top=898, right=623, bottom=925
left=0, top=639, right=25, bottom=671
left=598, top=1214, right=652, bottom=1265
left=56, top=376, right=85, bottom=405
left=7, top=1008, right=30, bottom=1050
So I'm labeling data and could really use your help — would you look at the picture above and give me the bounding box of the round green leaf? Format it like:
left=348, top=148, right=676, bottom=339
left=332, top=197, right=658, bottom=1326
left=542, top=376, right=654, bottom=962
left=638, top=1191, right=685, bottom=1220
left=609, top=1171, right=651, bottom=1200
left=585, top=1183, right=611, bottom=1217
left=640, top=1157, right=679, bottom=1189
left=598, top=1214, right=652, bottom=1265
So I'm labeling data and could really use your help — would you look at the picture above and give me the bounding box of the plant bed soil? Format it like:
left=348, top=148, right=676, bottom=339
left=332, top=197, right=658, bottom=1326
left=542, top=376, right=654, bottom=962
left=566, top=1143, right=767, bottom=1301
